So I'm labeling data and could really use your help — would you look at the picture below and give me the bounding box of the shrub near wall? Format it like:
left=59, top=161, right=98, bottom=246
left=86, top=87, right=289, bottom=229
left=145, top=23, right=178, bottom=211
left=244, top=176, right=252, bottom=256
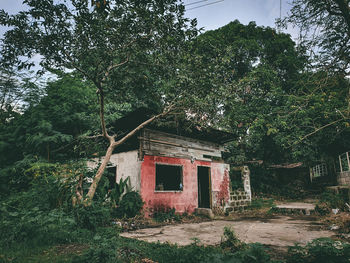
left=115, top=191, right=144, bottom=218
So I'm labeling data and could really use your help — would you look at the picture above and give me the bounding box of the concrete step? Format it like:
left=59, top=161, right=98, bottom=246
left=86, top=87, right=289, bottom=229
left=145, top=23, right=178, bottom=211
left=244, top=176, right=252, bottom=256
left=272, top=202, right=316, bottom=215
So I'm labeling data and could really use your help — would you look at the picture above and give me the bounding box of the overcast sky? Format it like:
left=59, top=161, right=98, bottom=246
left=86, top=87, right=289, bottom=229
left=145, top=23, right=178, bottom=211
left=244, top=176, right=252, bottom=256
left=0, top=0, right=296, bottom=38
left=0, top=0, right=298, bottom=81
left=184, top=0, right=289, bottom=30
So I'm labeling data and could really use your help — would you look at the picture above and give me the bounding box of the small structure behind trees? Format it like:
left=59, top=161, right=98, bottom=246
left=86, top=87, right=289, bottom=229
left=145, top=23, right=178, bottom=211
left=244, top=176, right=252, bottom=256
left=337, top=151, right=350, bottom=185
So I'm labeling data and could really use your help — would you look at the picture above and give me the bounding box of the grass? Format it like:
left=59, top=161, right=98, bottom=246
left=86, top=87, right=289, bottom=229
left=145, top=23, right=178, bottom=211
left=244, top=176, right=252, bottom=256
left=0, top=244, right=84, bottom=263
left=0, top=225, right=272, bottom=263
left=247, top=198, right=275, bottom=210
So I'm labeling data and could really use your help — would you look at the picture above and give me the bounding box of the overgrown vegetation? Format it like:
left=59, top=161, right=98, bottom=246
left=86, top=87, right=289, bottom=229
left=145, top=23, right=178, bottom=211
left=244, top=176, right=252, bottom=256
left=315, top=190, right=348, bottom=215
left=114, top=191, right=144, bottom=219
left=152, top=203, right=182, bottom=223
left=0, top=0, right=350, bottom=262
left=249, top=165, right=309, bottom=199
left=248, top=198, right=275, bottom=210
left=220, top=227, right=247, bottom=252
left=286, top=238, right=350, bottom=263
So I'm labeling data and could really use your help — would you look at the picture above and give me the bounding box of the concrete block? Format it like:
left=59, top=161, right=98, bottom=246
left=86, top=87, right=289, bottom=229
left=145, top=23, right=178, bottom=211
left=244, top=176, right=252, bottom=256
left=195, top=208, right=214, bottom=219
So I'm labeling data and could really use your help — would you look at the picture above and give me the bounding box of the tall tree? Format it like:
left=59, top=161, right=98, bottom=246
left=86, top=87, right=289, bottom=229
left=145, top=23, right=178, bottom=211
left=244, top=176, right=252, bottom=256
left=190, top=21, right=307, bottom=163
left=282, top=0, right=350, bottom=161
left=0, top=69, right=42, bottom=124
left=286, top=0, right=350, bottom=73
left=0, top=72, right=97, bottom=167
left=0, top=0, right=199, bottom=203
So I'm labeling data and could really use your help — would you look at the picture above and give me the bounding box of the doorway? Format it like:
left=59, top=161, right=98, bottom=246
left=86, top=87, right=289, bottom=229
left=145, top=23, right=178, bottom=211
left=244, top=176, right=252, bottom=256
left=197, top=166, right=211, bottom=208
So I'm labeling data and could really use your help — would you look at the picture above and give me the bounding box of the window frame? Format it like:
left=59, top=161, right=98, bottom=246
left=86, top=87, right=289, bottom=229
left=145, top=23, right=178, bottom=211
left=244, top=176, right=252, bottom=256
left=154, top=163, right=183, bottom=192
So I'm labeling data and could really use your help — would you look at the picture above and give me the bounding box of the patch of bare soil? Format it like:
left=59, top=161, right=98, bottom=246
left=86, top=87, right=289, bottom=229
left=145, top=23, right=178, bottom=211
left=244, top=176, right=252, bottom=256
left=121, top=215, right=336, bottom=251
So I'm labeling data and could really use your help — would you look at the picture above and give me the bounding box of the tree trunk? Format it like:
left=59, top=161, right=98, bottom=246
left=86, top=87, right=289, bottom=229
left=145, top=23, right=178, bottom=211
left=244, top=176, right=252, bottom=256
left=84, top=142, right=115, bottom=204
left=81, top=77, right=174, bottom=205
left=82, top=108, right=172, bottom=205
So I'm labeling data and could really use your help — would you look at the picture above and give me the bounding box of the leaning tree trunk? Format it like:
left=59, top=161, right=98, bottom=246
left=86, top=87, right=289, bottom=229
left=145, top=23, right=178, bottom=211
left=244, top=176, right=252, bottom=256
left=82, top=95, right=172, bottom=205
left=84, top=143, right=115, bottom=204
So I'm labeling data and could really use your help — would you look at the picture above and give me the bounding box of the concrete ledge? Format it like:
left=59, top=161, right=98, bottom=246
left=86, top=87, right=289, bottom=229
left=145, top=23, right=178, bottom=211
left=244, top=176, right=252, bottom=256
left=273, top=202, right=315, bottom=215
left=195, top=208, right=214, bottom=219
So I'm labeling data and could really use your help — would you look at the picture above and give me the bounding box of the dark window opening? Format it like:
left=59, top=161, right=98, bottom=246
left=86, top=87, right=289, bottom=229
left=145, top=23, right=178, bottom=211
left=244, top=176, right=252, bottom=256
left=155, top=164, right=183, bottom=191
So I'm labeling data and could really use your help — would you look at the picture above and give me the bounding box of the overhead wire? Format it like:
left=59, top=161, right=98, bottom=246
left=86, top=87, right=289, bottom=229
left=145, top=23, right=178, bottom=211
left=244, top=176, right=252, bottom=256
left=184, top=0, right=210, bottom=6
left=186, top=0, right=225, bottom=11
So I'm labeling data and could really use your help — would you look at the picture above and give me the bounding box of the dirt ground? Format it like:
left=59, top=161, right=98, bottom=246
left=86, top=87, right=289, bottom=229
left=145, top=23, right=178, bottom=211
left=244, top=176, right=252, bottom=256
left=121, top=215, right=335, bottom=250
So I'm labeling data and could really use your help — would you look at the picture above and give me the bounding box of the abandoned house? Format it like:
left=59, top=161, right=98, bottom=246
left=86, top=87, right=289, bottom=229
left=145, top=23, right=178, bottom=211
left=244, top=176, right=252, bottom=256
left=88, top=109, right=237, bottom=215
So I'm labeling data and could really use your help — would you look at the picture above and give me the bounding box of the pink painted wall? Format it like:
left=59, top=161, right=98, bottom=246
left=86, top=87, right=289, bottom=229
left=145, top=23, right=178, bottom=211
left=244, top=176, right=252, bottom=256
left=140, top=155, right=229, bottom=215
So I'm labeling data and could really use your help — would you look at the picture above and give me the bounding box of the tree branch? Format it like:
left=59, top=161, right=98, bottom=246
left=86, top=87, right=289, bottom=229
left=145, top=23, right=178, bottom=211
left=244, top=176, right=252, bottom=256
left=63, top=50, right=90, bottom=78
left=97, top=88, right=114, bottom=142
left=81, top=134, right=104, bottom=139
left=112, top=105, right=175, bottom=148
left=101, top=57, right=129, bottom=83
left=288, top=118, right=347, bottom=148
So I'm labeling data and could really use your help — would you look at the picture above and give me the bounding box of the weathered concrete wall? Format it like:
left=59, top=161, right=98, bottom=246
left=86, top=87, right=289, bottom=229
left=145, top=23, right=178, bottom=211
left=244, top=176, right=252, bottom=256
left=242, top=166, right=252, bottom=201
left=225, top=166, right=251, bottom=213
left=211, top=162, right=230, bottom=207
left=87, top=150, right=142, bottom=192
left=228, top=190, right=251, bottom=212
left=338, top=171, right=350, bottom=185
left=140, top=155, right=229, bottom=215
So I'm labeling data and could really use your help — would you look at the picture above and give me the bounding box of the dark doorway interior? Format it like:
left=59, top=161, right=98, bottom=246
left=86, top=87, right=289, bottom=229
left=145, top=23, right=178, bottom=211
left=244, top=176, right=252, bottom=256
left=106, top=166, right=117, bottom=189
left=197, top=166, right=211, bottom=208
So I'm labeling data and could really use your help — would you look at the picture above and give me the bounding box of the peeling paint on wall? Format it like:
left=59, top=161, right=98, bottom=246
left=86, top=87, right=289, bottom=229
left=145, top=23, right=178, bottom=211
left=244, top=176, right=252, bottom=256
left=140, top=155, right=229, bottom=215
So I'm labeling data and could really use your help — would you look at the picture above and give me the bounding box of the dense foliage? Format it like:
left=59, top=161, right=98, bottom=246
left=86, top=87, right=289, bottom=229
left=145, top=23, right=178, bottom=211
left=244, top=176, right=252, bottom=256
left=0, top=0, right=203, bottom=203
left=192, top=20, right=350, bottom=165
left=285, top=0, right=350, bottom=73
left=0, top=0, right=349, bottom=262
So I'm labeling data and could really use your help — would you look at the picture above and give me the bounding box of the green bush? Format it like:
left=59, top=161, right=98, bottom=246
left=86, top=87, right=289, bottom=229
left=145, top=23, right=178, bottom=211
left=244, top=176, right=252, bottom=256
left=0, top=205, right=77, bottom=248
left=73, top=203, right=111, bottom=230
left=0, top=163, right=79, bottom=248
left=320, top=191, right=345, bottom=208
left=108, top=177, right=132, bottom=206
left=230, top=243, right=273, bottom=263
left=287, top=238, right=350, bottom=263
left=220, top=226, right=247, bottom=253
left=116, top=191, right=143, bottom=218
left=74, top=236, right=223, bottom=263
left=249, top=165, right=307, bottom=199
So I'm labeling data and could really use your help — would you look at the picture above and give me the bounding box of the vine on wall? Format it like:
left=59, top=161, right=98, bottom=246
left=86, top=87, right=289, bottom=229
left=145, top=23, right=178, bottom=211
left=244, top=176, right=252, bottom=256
left=217, top=169, right=230, bottom=206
